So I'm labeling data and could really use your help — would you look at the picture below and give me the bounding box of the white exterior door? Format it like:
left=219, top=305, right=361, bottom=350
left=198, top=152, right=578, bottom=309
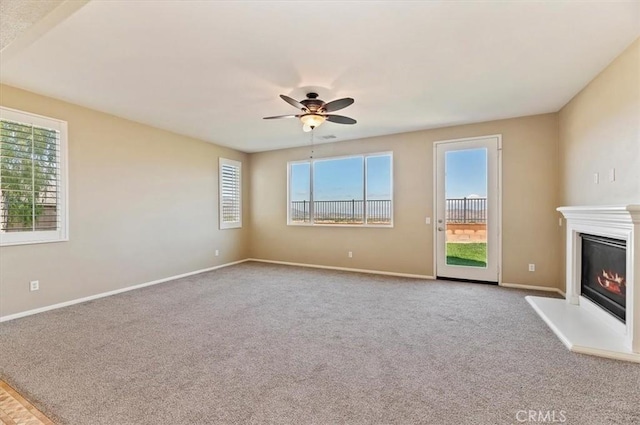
left=434, top=135, right=501, bottom=283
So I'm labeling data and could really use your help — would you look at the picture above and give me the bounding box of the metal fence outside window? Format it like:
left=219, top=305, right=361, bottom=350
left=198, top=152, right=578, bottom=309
left=290, top=197, right=486, bottom=224
left=290, top=200, right=392, bottom=224
left=445, top=197, right=487, bottom=223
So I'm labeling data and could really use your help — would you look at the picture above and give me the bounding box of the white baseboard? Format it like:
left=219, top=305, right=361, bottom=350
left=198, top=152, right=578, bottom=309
left=500, top=282, right=565, bottom=297
left=0, top=259, right=250, bottom=323
left=2, top=260, right=562, bottom=323
left=247, top=258, right=435, bottom=280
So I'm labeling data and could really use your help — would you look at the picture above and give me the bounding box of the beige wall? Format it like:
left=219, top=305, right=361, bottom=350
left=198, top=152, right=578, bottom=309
left=3, top=37, right=637, bottom=318
left=250, top=114, right=561, bottom=288
left=0, top=84, right=250, bottom=317
left=559, top=38, right=640, bottom=206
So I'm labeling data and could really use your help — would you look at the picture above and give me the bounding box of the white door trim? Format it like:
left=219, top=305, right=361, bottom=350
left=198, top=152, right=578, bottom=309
left=432, top=134, right=502, bottom=283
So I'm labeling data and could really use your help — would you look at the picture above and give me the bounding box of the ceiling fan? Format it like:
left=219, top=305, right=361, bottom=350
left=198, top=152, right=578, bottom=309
left=263, top=92, right=356, bottom=132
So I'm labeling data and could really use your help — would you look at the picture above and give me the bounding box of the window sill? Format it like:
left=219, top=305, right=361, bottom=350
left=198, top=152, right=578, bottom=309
left=220, top=224, right=242, bottom=230
left=0, top=237, right=69, bottom=247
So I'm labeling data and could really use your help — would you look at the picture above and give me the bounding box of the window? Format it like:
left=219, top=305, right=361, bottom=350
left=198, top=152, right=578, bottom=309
left=0, top=107, right=68, bottom=246
left=288, top=153, right=393, bottom=226
left=219, top=158, right=241, bottom=229
left=289, top=162, right=311, bottom=223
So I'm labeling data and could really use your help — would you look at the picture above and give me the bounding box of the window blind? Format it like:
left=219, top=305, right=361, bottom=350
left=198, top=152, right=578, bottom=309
left=0, top=107, right=67, bottom=245
left=219, top=158, right=241, bottom=229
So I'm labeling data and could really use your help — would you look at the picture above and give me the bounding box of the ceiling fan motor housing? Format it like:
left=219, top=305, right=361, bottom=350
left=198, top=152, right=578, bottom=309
left=300, top=93, right=325, bottom=112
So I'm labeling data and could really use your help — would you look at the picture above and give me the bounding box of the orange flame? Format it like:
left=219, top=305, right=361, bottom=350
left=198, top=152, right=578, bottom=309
left=596, top=270, right=626, bottom=296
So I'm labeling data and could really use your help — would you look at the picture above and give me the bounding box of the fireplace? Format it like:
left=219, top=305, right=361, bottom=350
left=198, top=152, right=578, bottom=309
left=526, top=205, right=640, bottom=363
left=580, top=234, right=626, bottom=322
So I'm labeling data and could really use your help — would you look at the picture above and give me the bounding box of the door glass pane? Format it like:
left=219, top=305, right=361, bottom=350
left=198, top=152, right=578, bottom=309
left=444, top=148, right=488, bottom=267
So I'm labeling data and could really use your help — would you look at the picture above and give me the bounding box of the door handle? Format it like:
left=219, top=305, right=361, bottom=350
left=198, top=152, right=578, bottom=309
left=437, top=227, right=444, bottom=231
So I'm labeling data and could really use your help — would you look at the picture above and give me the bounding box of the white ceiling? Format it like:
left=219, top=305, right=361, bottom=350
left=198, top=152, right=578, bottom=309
left=1, top=1, right=639, bottom=153
left=0, top=0, right=64, bottom=49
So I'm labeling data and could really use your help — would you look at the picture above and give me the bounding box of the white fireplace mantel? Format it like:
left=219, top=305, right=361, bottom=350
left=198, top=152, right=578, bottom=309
left=527, top=205, right=640, bottom=363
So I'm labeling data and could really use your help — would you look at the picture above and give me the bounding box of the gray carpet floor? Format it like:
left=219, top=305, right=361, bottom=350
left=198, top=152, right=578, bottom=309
left=1, top=262, right=639, bottom=425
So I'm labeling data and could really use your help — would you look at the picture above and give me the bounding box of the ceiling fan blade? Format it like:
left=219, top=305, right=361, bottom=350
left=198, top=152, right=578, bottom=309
left=263, top=114, right=299, bottom=120
left=326, top=114, right=357, bottom=125
left=322, top=97, right=354, bottom=113
left=280, top=94, right=306, bottom=110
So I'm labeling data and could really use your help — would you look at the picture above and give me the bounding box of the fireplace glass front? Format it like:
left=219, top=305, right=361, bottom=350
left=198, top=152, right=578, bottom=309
left=580, top=234, right=626, bottom=322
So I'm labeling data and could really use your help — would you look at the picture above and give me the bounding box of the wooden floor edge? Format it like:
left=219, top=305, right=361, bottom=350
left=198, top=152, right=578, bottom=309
left=0, top=380, right=55, bottom=425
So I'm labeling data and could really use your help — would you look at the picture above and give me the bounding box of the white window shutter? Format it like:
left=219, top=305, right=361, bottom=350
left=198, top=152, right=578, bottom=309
left=0, top=107, right=68, bottom=246
left=219, top=158, right=242, bottom=229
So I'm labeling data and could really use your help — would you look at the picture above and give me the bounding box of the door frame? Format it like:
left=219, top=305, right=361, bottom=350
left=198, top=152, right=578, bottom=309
left=432, top=134, right=503, bottom=283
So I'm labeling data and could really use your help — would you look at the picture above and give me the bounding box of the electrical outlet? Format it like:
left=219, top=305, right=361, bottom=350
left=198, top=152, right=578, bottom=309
left=528, top=264, right=535, bottom=272
left=215, top=249, right=219, bottom=256
left=593, top=172, right=599, bottom=184
left=30, top=280, right=39, bottom=291
left=348, top=251, right=353, bottom=258
left=609, top=168, right=616, bottom=182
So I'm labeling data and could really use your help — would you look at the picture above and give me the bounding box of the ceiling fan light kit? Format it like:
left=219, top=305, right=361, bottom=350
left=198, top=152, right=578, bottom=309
left=300, top=114, right=326, bottom=132
left=264, top=92, right=356, bottom=132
